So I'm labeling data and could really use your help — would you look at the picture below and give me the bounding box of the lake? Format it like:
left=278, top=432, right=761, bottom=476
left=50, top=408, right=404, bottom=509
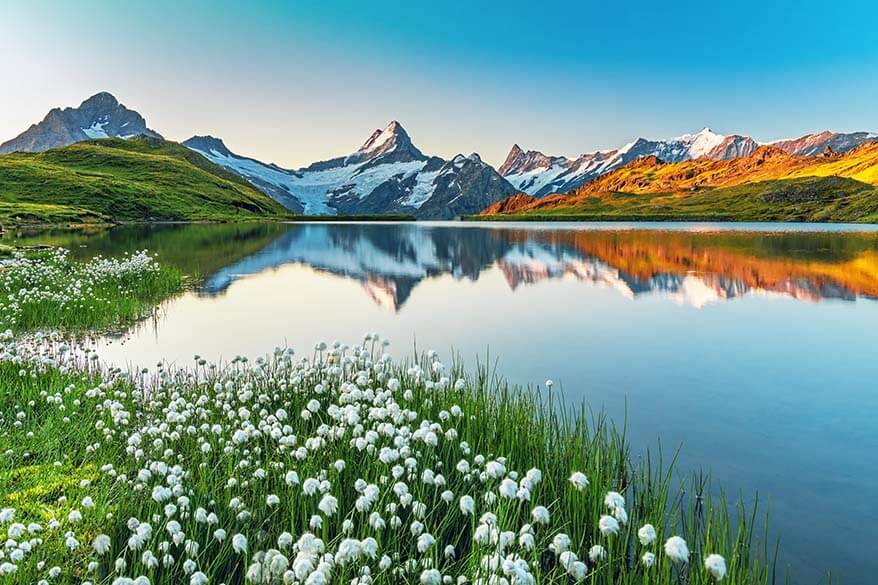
left=7, top=221, right=878, bottom=584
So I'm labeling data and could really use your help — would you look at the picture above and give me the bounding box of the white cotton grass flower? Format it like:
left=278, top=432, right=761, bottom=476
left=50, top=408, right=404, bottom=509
left=638, top=523, right=657, bottom=545
left=93, top=534, right=111, bottom=555
left=318, top=494, right=338, bottom=516
left=664, top=536, right=690, bottom=564
left=232, top=533, right=247, bottom=554
left=569, top=471, right=589, bottom=491
left=704, top=554, right=728, bottom=581
left=598, top=514, right=619, bottom=536
left=604, top=491, right=625, bottom=511
left=642, top=551, right=656, bottom=568
left=588, top=545, right=606, bottom=562
left=420, top=568, right=441, bottom=585
left=531, top=505, right=550, bottom=524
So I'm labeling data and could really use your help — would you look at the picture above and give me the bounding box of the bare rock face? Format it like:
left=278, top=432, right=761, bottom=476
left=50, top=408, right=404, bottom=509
left=0, top=92, right=161, bottom=154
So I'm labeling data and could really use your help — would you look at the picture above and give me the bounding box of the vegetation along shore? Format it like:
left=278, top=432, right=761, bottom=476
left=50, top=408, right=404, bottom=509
left=0, top=248, right=783, bottom=584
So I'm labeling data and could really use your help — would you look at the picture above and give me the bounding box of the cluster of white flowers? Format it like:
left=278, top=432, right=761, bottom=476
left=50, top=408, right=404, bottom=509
left=0, top=248, right=165, bottom=331
left=0, top=332, right=731, bottom=584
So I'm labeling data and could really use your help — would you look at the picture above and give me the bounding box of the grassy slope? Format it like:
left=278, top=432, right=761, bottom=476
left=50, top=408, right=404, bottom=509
left=0, top=137, right=294, bottom=225
left=479, top=143, right=878, bottom=222
left=479, top=176, right=878, bottom=222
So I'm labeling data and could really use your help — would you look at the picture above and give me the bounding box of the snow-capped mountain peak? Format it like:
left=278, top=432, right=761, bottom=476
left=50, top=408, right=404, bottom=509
left=185, top=122, right=516, bottom=218
left=355, top=120, right=424, bottom=163
left=677, top=127, right=726, bottom=159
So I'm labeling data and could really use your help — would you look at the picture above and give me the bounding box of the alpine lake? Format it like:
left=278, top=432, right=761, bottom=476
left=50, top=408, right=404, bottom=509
left=7, top=220, right=878, bottom=584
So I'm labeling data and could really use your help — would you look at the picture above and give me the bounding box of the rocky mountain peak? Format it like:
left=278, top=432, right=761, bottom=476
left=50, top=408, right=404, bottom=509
left=0, top=91, right=161, bottom=154
left=498, top=144, right=563, bottom=176
left=80, top=91, right=120, bottom=109
left=359, top=121, right=410, bottom=152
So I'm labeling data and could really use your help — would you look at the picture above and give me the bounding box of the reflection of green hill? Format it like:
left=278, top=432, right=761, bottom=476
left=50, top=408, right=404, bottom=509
left=3, top=223, right=291, bottom=277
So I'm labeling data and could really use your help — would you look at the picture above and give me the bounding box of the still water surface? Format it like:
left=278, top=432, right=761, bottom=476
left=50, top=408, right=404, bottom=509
left=9, top=221, right=878, bottom=584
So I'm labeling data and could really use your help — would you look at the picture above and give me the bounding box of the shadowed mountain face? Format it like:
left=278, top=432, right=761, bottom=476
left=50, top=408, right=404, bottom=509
left=184, top=224, right=878, bottom=311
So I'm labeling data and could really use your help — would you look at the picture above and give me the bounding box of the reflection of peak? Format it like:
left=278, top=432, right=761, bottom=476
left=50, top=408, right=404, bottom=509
left=196, top=223, right=875, bottom=310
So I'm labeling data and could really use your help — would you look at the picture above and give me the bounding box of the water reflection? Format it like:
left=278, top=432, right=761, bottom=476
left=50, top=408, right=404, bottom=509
left=189, top=223, right=878, bottom=309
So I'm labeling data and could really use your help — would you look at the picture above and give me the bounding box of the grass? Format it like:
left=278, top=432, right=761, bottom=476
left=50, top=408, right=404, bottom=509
left=0, top=248, right=183, bottom=334
left=0, top=251, right=786, bottom=584
left=0, top=136, right=295, bottom=226
left=0, top=338, right=778, bottom=584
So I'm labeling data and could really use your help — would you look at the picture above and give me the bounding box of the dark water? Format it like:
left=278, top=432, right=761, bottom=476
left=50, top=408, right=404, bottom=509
left=8, top=221, right=878, bottom=584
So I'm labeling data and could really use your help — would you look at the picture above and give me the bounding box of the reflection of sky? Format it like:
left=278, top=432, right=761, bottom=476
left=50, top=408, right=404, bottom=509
left=90, top=223, right=878, bottom=585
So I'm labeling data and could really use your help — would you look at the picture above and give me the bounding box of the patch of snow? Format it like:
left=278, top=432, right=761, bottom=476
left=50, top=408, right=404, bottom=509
left=193, top=147, right=336, bottom=215
left=402, top=170, right=440, bottom=208
left=81, top=121, right=109, bottom=139
left=505, top=162, right=569, bottom=195
left=191, top=144, right=429, bottom=214
left=678, top=128, right=725, bottom=159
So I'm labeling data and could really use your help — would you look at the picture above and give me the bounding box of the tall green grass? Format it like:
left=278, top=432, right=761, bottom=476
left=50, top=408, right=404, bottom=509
left=0, top=248, right=183, bottom=333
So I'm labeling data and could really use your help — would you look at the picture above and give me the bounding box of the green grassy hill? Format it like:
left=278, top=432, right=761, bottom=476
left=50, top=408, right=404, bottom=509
left=0, top=137, right=294, bottom=225
left=476, top=176, right=878, bottom=223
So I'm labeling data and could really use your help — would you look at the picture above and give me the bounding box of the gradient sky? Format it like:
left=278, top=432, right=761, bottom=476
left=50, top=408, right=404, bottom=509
left=3, top=0, right=877, bottom=168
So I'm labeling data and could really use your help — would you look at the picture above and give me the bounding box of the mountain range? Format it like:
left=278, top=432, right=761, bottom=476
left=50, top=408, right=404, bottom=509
left=183, top=123, right=517, bottom=218
left=1, top=91, right=877, bottom=222
left=499, top=128, right=877, bottom=197
left=482, top=142, right=878, bottom=222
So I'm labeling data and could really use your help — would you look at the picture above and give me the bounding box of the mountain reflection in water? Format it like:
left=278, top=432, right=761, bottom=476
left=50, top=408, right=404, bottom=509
left=197, top=223, right=878, bottom=310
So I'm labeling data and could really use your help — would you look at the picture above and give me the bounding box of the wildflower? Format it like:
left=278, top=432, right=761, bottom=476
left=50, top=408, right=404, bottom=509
left=604, top=491, right=625, bottom=511
left=642, top=552, right=656, bottom=568
left=417, top=533, right=435, bottom=553
left=531, top=505, right=550, bottom=524
left=420, top=569, right=441, bottom=585
left=551, top=533, right=571, bottom=554
left=598, top=515, right=619, bottom=536
left=638, top=524, right=657, bottom=546
left=232, top=533, right=247, bottom=554
left=664, top=536, right=690, bottom=564
left=93, top=534, right=111, bottom=555
left=569, top=472, right=589, bottom=490
left=318, top=494, right=338, bottom=516
left=459, top=495, right=474, bottom=515
left=266, top=494, right=280, bottom=507
left=190, top=572, right=209, bottom=585
left=704, top=554, right=727, bottom=581
left=588, top=545, right=606, bottom=562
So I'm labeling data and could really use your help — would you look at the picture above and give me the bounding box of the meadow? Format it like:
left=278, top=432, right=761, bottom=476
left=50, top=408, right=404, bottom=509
left=0, top=137, right=293, bottom=225
left=0, top=249, right=778, bottom=584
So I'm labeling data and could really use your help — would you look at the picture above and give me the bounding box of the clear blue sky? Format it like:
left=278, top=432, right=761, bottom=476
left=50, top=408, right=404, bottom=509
left=2, top=0, right=877, bottom=167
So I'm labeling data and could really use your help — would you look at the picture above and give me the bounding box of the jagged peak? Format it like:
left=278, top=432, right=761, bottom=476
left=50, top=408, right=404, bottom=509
left=358, top=120, right=411, bottom=153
